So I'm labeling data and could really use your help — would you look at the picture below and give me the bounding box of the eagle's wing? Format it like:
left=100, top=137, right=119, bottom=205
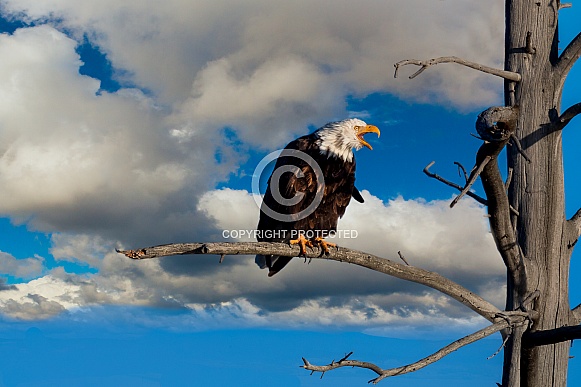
left=256, top=136, right=319, bottom=276
left=256, top=134, right=360, bottom=276
left=352, top=186, right=364, bottom=203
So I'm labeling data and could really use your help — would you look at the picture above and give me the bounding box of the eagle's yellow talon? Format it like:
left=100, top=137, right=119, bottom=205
left=313, top=237, right=336, bottom=256
left=290, top=234, right=311, bottom=257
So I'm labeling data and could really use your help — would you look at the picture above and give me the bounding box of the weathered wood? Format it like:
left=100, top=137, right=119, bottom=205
left=423, top=161, right=488, bottom=206
left=393, top=56, right=522, bottom=81
left=503, top=1, right=575, bottom=385
left=117, top=242, right=501, bottom=322
left=303, top=314, right=528, bottom=384
left=524, top=325, right=581, bottom=347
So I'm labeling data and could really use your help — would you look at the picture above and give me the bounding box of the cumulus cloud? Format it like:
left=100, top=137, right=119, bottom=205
left=0, top=251, right=45, bottom=279
left=1, top=0, right=504, bottom=149
left=50, top=233, right=111, bottom=268
left=0, top=274, right=75, bottom=320
left=0, top=189, right=506, bottom=327
left=0, top=1, right=505, bottom=239
left=197, top=188, right=260, bottom=240
left=0, top=2, right=508, bottom=328
left=0, top=26, right=233, bottom=244
left=193, top=189, right=506, bottom=312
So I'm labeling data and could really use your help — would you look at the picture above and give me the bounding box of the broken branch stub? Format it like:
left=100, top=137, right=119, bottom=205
left=476, top=106, right=519, bottom=142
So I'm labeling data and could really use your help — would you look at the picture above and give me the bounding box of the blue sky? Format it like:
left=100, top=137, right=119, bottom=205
left=0, top=1, right=579, bottom=386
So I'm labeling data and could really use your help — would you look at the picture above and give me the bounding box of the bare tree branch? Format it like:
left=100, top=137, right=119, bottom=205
left=524, top=325, right=581, bottom=347
left=501, top=322, right=526, bottom=387
left=556, top=31, right=581, bottom=78
left=302, top=314, right=527, bottom=384
left=117, top=242, right=501, bottom=321
left=572, top=304, right=581, bottom=325
left=481, top=147, right=522, bottom=277
left=505, top=167, right=513, bottom=191
left=397, top=251, right=410, bottom=266
left=423, top=161, right=519, bottom=217
left=454, top=161, right=469, bottom=184
left=509, top=134, right=531, bottom=163
left=569, top=207, right=581, bottom=241
left=423, top=161, right=488, bottom=206
left=450, top=156, right=491, bottom=208
left=556, top=102, right=581, bottom=130
left=394, top=56, right=521, bottom=82
left=472, top=112, right=524, bottom=291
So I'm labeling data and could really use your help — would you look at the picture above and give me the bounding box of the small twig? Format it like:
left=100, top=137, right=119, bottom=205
left=423, top=161, right=488, bottom=206
left=519, top=290, right=540, bottom=312
left=450, top=156, right=492, bottom=208
left=497, top=198, right=523, bottom=217
left=525, top=31, right=536, bottom=54
left=488, top=335, right=510, bottom=360
left=339, top=352, right=354, bottom=362
left=454, top=162, right=469, bottom=183
left=505, top=167, right=514, bottom=190
left=397, top=251, right=410, bottom=266
left=219, top=254, right=226, bottom=263
left=394, top=56, right=521, bottom=82
left=509, top=134, right=531, bottom=163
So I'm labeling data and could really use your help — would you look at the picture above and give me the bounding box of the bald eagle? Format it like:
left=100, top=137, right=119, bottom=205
left=255, top=118, right=380, bottom=276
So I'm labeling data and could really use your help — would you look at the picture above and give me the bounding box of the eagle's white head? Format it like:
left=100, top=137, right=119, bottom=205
left=315, top=118, right=380, bottom=162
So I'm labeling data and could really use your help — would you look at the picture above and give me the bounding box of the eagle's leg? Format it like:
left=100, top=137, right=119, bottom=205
left=312, top=237, right=337, bottom=257
left=289, top=233, right=314, bottom=257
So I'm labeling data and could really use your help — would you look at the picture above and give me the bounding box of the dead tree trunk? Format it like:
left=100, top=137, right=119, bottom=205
left=503, top=1, right=579, bottom=386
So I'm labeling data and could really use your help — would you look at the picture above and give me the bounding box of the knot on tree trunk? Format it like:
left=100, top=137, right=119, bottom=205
left=476, top=106, right=519, bottom=142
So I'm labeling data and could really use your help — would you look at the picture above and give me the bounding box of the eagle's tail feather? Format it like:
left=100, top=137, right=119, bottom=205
left=267, top=256, right=292, bottom=277
left=255, top=254, right=268, bottom=269
left=255, top=255, right=292, bottom=277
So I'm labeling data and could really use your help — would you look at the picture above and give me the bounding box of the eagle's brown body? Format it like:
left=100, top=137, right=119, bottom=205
left=256, top=132, right=364, bottom=275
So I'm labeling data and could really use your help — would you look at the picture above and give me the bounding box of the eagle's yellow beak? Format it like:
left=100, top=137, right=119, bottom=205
left=356, top=125, right=380, bottom=150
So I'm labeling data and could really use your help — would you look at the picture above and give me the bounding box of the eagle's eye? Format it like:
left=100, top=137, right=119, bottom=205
left=354, top=126, right=360, bottom=131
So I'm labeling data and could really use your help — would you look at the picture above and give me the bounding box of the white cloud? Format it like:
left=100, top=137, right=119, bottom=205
left=0, top=251, right=45, bottom=279
left=340, top=192, right=503, bottom=279
left=197, top=188, right=260, bottom=241
left=0, top=273, right=79, bottom=320
left=1, top=0, right=504, bottom=150
left=0, top=1, right=506, bottom=239
left=0, top=2, right=509, bottom=328
left=0, top=189, right=506, bottom=327
left=50, top=233, right=110, bottom=268
left=0, top=276, right=489, bottom=337
left=0, top=26, right=232, bottom=243
left=197, top=188, right=505, bottom=284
